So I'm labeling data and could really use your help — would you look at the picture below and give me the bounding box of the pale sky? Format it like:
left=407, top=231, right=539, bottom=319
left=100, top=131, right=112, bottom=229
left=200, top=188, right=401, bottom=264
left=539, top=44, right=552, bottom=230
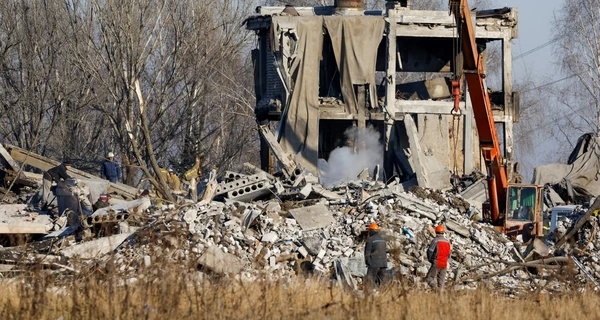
left=500, top=0, right=563, bottom=80
left=499, top=0, right=566, bottom=180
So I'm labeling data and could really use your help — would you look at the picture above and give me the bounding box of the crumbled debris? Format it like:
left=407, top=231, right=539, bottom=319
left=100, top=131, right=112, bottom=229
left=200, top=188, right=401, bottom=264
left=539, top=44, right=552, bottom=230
left=0, top=165, right=599, bottom=294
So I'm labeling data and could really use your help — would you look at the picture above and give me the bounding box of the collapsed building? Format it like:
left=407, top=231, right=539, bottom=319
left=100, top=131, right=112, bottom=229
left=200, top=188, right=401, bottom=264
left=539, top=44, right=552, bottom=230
left=534, top=133, right=600, bottom=205
left=246, top=0, right=520, bottom=190
left=2, top=1, right=600, bottom=294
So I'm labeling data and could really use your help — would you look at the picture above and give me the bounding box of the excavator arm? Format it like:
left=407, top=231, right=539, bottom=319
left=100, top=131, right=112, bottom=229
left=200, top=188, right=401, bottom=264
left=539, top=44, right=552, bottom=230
left=449, top=0, right=508, bottom=223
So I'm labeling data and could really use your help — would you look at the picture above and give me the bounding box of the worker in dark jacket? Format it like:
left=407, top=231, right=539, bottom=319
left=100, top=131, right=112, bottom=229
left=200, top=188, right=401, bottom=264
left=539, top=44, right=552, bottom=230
left=426, top=225, right=452, bottom=291
left=47, top=162, right=72, bottom=182
left=364, top=223, right=387, bottom=287
left=92, top=194, right=111, bottom=211
left=101, top=152, right=122, bottom=183
left=36, top=162, right=72, bottom=208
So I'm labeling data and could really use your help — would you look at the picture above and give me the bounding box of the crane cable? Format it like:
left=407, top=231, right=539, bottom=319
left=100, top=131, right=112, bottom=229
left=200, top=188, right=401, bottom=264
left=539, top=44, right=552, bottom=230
left=451, top=12, right=461, bottom=174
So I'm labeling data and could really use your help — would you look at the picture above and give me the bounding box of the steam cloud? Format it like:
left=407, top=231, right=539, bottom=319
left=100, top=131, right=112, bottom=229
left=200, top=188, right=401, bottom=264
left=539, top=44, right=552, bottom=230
left=318, top=126, right=384, bottom=187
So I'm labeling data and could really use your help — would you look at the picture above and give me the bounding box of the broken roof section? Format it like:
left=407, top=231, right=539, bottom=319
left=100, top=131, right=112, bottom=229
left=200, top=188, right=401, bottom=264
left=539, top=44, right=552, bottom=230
left=0, top=143, right=138, bottom=200
left=533, top=133, right=600, bottom=203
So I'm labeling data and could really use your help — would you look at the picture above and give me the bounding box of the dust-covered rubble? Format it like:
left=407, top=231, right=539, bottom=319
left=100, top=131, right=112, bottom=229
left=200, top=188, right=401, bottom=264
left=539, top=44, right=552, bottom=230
left=0, top=171, right=598, bottom=294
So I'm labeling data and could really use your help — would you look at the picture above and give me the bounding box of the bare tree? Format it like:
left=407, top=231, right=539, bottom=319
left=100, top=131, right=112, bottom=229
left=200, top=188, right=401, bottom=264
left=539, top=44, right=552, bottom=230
left=0, top=1, right=62, bottom=153
left=554, top=0, right=600, bottom=133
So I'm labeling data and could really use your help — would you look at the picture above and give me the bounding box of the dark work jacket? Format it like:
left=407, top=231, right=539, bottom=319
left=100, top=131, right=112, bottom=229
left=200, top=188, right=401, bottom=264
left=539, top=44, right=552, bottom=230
left=92, top=199, right=110, bottom=211
left=101, top=160, right=122, bottom=181
left=364, top=232, right=387, bottom=269
left=45, top=164, right=71, bottom=182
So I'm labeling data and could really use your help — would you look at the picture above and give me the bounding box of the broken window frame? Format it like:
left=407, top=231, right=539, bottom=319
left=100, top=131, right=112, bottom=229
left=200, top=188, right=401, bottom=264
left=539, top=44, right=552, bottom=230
left=507, top=185, right=537, bottom=221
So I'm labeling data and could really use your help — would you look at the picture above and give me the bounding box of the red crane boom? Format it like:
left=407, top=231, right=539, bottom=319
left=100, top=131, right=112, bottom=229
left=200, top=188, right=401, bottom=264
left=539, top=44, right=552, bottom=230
left=449, top=0, right=508, bottom=223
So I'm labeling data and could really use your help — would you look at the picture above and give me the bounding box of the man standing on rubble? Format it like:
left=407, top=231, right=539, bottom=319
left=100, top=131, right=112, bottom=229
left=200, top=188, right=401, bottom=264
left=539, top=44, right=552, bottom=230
left=101, top=152, right=122, bottom=183
left=364, top=223, right=387, bottom=287
left=426, top=225, right=452, bottom=291
left=37, top=161, right=73, bottom=209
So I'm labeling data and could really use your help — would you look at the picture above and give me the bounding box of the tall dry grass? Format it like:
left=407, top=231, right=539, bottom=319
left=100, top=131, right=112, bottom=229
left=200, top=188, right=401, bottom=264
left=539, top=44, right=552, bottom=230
left=0, top=261, right=598, bottom=320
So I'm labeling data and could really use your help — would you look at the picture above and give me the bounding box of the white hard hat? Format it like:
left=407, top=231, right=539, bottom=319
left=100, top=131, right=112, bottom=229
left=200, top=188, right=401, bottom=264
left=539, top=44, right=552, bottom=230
left=108, top=152, right=115, bottom=158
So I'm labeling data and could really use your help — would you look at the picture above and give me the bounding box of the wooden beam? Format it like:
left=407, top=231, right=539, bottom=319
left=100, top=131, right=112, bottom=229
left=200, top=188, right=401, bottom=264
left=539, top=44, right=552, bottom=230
left=6, top=145, right=138, bottom=199
left=0, top=143, right=19, bottom=172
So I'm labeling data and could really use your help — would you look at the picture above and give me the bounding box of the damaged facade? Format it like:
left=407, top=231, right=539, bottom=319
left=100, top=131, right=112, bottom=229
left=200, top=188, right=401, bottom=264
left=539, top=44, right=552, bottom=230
left=4, top=0, right=600, bottom=296
left=246, top=0, right=519, bottom=190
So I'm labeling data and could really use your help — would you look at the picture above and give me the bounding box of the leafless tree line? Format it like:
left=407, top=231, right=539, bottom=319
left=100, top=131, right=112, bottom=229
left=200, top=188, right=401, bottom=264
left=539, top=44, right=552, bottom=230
left=0, top=0, right=506, bottom=199
left=0, top=0, right=259, bottom=200
left=513, top=0, right=600, bottom=179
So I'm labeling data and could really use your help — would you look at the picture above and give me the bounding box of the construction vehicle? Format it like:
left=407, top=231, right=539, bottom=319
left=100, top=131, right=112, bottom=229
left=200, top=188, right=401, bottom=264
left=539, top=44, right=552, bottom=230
left=449, top=0, right=543, bottom=238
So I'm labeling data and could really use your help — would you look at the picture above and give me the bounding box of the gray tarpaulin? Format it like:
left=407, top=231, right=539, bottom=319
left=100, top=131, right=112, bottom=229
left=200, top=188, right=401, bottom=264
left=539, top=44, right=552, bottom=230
left=323, top=17, right=385, bottom=115
left=270, top=16, right=385, bottom=174
left=271, top=16, right=323, bottom=173
left=533, top=134, right=600, bottom=198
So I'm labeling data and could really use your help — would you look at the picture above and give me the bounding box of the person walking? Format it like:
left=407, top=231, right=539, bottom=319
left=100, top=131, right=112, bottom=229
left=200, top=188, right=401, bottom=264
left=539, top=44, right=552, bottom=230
left=426, top=225, right=452, bottom=291
left=101, top=152, right=122, bottom=183
left=364, top=223, right=387, bottom=287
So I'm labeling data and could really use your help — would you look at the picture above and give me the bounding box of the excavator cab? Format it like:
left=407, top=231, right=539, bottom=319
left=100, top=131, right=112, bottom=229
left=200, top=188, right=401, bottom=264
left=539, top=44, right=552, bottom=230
left=503, top=184, right=543, bottom=238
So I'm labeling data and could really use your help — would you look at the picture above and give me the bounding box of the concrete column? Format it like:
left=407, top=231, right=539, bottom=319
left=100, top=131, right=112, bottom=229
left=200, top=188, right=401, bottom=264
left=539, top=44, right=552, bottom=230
left=464, top=82, right=474, bottom=174
left=384, top=8, right=398, bottom=178
left=502, top=31, right=514, bottom=180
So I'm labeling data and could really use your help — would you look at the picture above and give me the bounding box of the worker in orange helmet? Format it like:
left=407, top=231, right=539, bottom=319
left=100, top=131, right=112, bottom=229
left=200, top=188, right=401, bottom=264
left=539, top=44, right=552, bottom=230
left=364, top=222, right=387, bottom=288
left=426, top=225, right=452, bottom=291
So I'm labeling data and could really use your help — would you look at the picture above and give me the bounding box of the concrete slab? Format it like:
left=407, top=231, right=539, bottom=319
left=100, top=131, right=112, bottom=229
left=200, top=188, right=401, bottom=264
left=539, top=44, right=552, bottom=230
left=461, top=179, right=487, bottom=207
left=312, top=184, right=344, bottom=199
left=197, top=245, right=244, bottom=275
left=289, top=204, right=336, bottom=231
left=61, top=233, right=133, bottom=259
left=446, top=219, right=471, bottom=238
left=92, top=198, right=151, bottom=216
left=404, top=115, right=451, bottom=190
left=0, top=204, right=53, bottom=234
left=302, top=236, right=323, bottom=255
left=261, top=232, right=278, bottom=243
left=343, top=256, right=367, bottom=277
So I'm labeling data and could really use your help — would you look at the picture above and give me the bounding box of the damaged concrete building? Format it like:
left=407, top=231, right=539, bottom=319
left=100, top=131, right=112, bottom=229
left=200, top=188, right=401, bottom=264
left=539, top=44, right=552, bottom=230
left=246, top=0, right=519, bottom=190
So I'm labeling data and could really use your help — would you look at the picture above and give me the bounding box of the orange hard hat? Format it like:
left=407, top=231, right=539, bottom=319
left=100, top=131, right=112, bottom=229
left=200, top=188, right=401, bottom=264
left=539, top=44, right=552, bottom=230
left=435, top=225, right=445, bottom=233
left=368, top=223, right=379, bottom=231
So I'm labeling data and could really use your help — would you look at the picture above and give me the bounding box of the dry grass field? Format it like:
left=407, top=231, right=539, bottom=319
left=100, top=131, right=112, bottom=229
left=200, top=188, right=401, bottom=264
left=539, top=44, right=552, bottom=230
left=0, top=264, right=598, bottom=320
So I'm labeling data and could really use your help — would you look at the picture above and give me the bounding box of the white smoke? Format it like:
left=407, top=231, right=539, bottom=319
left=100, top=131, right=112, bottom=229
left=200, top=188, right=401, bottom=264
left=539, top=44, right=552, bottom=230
left=318, top=126, right=384, bottom=187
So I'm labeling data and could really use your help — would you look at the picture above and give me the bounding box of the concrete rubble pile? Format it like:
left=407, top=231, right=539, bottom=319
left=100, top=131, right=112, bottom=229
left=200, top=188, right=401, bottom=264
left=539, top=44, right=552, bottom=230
left=0, top=172, right=587, bottom=294
left=0, top=143, right=598, bottom=293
